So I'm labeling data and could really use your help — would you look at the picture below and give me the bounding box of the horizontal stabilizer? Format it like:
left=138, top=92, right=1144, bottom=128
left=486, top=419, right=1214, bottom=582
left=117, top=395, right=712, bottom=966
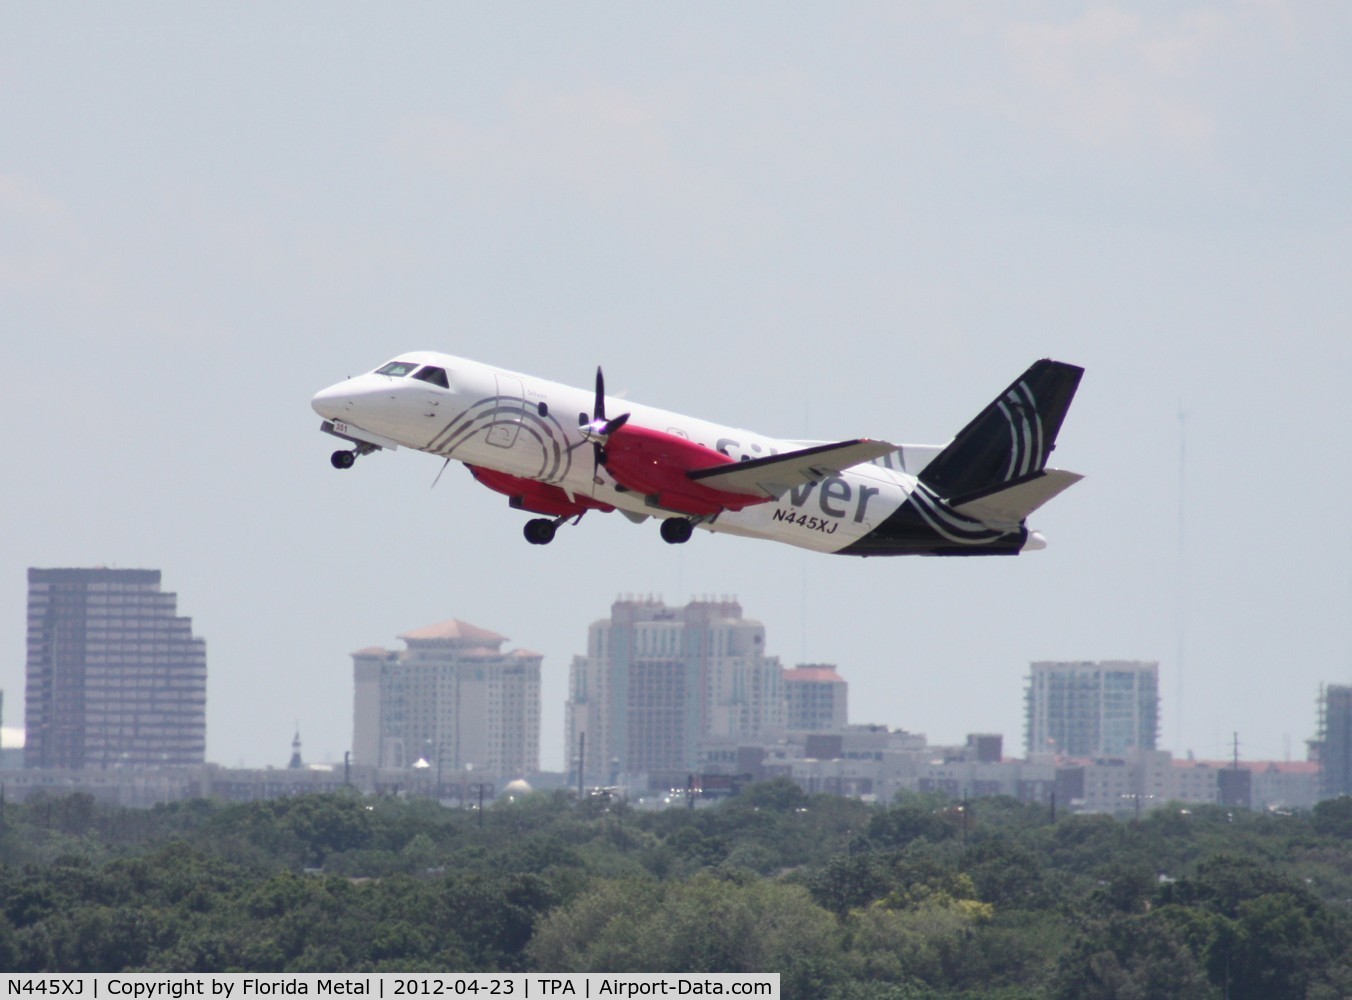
left=951, top=468, right=1083, bottom=529
left=687, top=439, right=898, bottom=499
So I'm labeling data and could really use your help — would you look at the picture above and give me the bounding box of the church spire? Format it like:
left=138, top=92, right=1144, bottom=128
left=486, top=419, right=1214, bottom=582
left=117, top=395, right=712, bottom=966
left=288, top=726, right=303, bottom=770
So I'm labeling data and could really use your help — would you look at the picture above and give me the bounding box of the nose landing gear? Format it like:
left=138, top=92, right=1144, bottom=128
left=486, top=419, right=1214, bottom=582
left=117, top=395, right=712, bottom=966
left=329, top=442, right=378, bottom=470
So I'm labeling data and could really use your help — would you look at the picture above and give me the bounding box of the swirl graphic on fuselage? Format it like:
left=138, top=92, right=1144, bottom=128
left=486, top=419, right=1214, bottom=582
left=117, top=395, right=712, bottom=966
left=424, top=396, right=576, bottom=483
left=908, top=484, right=1008, bottom=545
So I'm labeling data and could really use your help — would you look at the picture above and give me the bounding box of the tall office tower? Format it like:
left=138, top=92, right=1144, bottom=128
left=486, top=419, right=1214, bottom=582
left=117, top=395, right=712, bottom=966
left=352, top=620, right=540, bottom=777
left=1313, top=684, right=1352, bottom=800
left=25, top=567, right=207, bottom=769
left=1024, top=660, right=1160, bottom=758
left=566, top=597, right=785, bottom=785
left=784, top=665, right=848, bottom=731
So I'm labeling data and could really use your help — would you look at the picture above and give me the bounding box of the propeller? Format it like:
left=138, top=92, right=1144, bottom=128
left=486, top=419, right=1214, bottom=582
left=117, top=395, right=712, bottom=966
left=581, top=366, right=631, bottom=483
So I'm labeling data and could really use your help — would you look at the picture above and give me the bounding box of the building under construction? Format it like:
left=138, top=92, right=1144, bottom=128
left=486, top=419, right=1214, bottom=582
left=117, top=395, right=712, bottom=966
left=1312, top=684, right=1352, bottom=800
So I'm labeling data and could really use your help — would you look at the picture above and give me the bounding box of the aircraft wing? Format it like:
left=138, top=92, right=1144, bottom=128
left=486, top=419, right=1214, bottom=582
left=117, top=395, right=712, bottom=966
left=686, top=439, right=898, bottom=500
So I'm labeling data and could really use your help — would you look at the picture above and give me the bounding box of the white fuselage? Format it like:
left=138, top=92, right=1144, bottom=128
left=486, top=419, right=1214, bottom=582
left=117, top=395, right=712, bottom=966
left=311, top=351, right=928, bottom=554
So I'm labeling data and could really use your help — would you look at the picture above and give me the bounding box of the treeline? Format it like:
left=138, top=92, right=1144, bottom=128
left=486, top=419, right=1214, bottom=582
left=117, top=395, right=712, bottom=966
left=2, top=783, right=1352, bottom=998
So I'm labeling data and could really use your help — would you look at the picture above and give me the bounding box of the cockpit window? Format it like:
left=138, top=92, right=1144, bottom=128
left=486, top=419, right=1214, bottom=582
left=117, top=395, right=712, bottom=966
left=411, top=366, right=450, bottom=389
left=375, top=361, right=419, bottom=377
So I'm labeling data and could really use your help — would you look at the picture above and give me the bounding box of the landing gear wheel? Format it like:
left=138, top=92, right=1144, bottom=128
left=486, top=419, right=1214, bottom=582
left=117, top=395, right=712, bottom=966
left=331, top=450, right=356, bottom=470
left=524, top=518, right=557, bottom=545
left=660, top=518, right=694, bottom=544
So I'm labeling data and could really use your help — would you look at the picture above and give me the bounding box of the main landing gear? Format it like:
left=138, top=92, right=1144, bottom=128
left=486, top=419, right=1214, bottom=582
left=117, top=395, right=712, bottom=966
left=524, top=514, right=696, bottom=546
left=660, top=518, right=694, bottom=545
left=524, top=518, right=563, bottom=545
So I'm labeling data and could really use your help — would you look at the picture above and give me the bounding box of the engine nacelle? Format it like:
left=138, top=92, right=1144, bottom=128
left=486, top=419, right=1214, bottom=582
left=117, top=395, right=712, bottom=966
left=602, top=425, right=770, bottom=516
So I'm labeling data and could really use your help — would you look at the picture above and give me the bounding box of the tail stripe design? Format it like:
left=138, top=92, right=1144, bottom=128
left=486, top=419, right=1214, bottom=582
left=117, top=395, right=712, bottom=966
left=917, top=359, right=1083, bottom=503
left=909, top=485, right=1007, bottom=545
left=996, top=379, right=1042, bottom=483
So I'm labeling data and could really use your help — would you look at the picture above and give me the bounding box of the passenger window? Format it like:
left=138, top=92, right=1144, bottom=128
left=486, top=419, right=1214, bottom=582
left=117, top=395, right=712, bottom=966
left=376, top=361, right=418, bottom=377
left=411, top=366, right=450, bottom=388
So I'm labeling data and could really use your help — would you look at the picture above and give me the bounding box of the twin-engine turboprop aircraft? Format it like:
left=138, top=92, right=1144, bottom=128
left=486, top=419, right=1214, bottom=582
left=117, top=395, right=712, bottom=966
left=311, top=354, right=1084, bottom=556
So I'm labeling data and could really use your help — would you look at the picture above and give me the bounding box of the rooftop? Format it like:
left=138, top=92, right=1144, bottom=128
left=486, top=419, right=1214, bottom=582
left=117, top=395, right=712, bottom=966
left=785, top=667, right=846, bottom=684
left=398, top=620, right=508, bottom=648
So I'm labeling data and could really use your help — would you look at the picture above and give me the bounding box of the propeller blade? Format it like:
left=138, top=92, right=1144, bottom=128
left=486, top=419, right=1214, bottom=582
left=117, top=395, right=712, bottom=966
left=600, top=412, right=630, bottom=436
left=588, top=367, right=619, bottom=484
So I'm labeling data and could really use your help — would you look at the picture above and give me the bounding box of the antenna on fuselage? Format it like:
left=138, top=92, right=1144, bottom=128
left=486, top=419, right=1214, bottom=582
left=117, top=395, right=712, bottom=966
left=432, top=457, right=451, bottom=489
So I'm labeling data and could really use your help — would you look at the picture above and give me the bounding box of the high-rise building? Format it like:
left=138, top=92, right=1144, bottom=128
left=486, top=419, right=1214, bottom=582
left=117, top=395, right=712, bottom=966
left=352, top=620, right=540, bottom=777
left=1313, top=684, right=1352, bottom=800
left=25, top=567, right=206, bottom=769
left=784, top=665, right=848, bottom=731
left=1024, top=660, right=1159, bottom=758
left=566, top=597, right=786, bottom=785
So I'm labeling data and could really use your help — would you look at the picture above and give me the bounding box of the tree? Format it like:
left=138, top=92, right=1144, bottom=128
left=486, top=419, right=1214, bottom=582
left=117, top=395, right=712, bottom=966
left=960, top=836, right=1050, bottom=910
left=1312, top=796, right=1352, bottom=839
left=528, top=874, right=841, bottom=997
left=866, top=805, right=956, bottom=849
left=847, top=896, right=991, bottom=989
left=1052, top=911, right=1215, bottom=1000
left=1210, top=891, right=1346, bottom=1000
left=808, top=853, right=892, bottom=916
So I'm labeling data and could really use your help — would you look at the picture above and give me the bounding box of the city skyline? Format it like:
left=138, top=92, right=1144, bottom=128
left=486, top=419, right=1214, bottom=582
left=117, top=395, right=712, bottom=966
left=3, top=571, right=1336, bottom=781
left=2, top=6, right=1349, bottom=770
left=3, top=573, right=1330, bottom=817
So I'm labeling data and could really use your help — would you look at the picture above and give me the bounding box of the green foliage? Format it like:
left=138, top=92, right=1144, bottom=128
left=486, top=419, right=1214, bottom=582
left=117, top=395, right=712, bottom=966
left=1312, top=795, right=1352, bottom=838
left=867, top=802, right=958, bottom=849
left=958, top=836, right=1051, bottom=911
left=527, top=873, right=843, bottom=996
left=0, top=786, right=1350, bottom=997
left=1052, top=910, right=1215, bottom=1000
left=848, top=897, right=988, bottom=988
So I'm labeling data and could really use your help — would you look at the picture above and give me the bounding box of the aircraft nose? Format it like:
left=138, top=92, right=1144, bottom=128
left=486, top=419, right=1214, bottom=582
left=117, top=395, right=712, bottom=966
left=311, top=381, right=352, bottom=419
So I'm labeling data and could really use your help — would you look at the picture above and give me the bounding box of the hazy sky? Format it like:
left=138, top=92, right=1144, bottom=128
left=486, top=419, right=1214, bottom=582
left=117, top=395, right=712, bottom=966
left=3, top=3, right=1349, bottom=770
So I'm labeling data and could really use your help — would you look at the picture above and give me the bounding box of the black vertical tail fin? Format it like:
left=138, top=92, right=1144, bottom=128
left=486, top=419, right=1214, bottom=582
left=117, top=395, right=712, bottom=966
left=918, top=360, right=1084, bottom=502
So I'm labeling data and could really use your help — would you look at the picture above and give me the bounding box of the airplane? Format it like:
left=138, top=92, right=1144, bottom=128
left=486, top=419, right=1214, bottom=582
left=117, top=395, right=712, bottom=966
left=311, top=353, right=1083, bottom=556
